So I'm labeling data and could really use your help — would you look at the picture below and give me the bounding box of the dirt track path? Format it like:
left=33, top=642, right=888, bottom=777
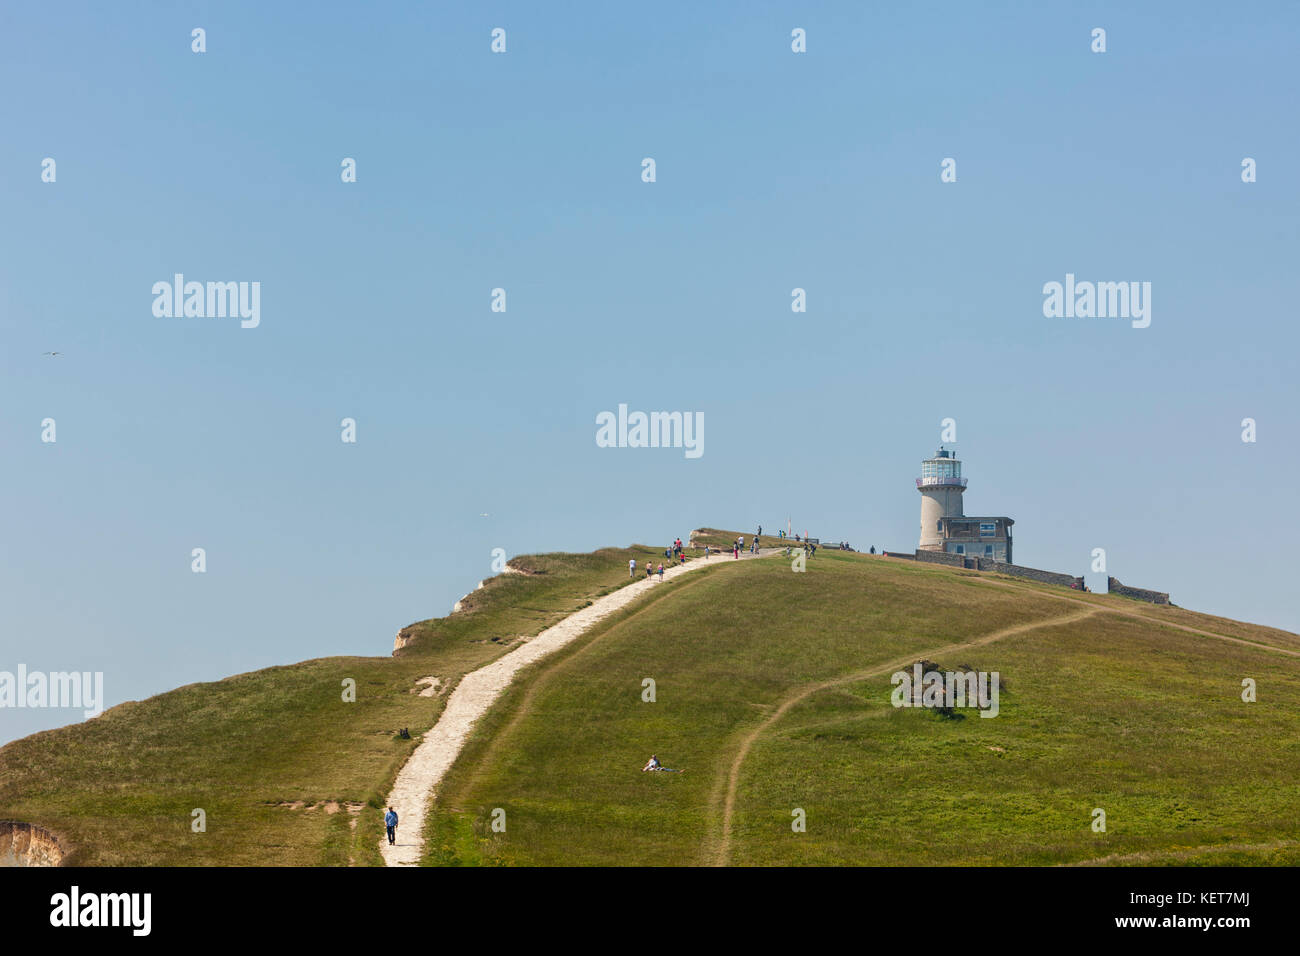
left=381, top=547, right=774, bottom=865
left=708, top=565, right=1300, bottom=866
left=960, top=570, right=1300, bottom=658
left=707, top=606, right=1100, bottom=866
left=384, top=551, right=1298, bottom=867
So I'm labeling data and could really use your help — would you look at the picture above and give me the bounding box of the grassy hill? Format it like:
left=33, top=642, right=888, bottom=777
left=3, top=533, right=1298, bottom=866
left=421, top=550, right=1300, bottom=866
left=0, top=542, right=687, bottom=865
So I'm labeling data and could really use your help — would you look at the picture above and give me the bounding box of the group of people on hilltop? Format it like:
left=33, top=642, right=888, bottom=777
left=662, top=537, right=686, bottom=563
left=629, top=557, right=667, bottom=581
left=636, top=527, right=856, bottom=571
left=630, top=537, right=690, bottom=583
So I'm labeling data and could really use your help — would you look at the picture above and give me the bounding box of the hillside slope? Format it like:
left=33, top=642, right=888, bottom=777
left=421, top=551, right=1300, bottom=866
left=3, top=536, right=1297, bottom=866
left=0, top=542, right=692, bottom=865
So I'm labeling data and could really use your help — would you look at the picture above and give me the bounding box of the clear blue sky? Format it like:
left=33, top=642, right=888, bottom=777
left=3, top=1, right=1298, bottom=743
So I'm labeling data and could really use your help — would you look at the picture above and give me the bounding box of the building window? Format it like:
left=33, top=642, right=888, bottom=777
left=937, top=520, right=943, bottom=532
left=955, top=545, right=965, bottom=554
left=985, top=545, right=993, bottom=555
left=980, top=522, right=996, bottom=537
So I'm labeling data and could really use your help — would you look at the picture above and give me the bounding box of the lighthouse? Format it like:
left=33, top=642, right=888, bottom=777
left=917, top=447, right=966, bottom=550
left=916, top=446, right=1014, bottom=562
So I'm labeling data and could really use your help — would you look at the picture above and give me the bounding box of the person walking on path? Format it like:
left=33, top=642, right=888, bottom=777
left=657, top=563, right=665, bottom=581
left=646, top=564, right=653, bottom=580
left=385, top=807, right=398, bottom=845
left=629, top=558, right=636, bottom=577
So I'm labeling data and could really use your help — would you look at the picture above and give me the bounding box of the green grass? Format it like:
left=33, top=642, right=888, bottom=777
left=6, top=534, right=1297, bottom=867
left=688, top=527, right=771, bottom=551
left=734, top=608, right=1300, bottom=864
left=0, top=540, right=691, bottom=865
left=423, top=550, right=1300, bottom=866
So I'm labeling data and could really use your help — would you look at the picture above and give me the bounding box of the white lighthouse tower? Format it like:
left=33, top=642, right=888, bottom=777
left=917, top=447, right=966, bottom=550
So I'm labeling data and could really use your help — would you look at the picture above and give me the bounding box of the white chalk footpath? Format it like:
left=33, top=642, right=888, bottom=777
left=381, top=546, right=773, bottom=865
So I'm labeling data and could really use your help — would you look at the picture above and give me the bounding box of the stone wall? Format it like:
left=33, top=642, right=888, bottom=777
left=899, top=550, right=1168, bottom=602
left=1108, top=576, right=1170, bottom=605
left=914, top=549, right=966, bottom=568
left=974, top=557, right=1083, bottom=589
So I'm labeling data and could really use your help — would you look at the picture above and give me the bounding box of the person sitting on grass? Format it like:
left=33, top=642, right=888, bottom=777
left=641, top=754, right=684, bottom=773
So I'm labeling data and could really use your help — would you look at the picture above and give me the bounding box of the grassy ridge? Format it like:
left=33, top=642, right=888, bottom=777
left=423, top=551, right=1082, bottom=864
left=0, top=542, right=685, bottom=865
left=423, top=551, right=1300, bottom=866
left=5, top=535, right=1295, bottom=867
left=735, top=606, right=1300, bottom=864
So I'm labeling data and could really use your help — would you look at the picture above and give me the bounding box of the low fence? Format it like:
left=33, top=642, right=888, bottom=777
left=911, top=550, right=1084, bottom=589
left=894, top=550, right=1167, bottom=602
left=914, top=549, right=966, bottom=568
left=975, top=557, right=1083, bottom=589
left=1107, top=576, right=1170, bottom=605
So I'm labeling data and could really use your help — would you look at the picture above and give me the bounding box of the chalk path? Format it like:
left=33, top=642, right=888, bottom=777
left=381, top=546, right=774, bottom=865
